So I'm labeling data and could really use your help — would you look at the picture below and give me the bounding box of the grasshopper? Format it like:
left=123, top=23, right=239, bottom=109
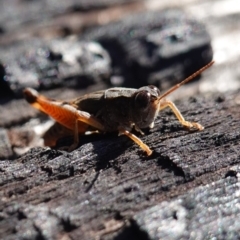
left=24, top=61, right=214, bottom=156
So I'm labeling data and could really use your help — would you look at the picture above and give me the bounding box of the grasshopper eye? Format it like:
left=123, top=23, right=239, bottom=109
left=149, top=85, right=160, bottom=96
left=135, top=91, right=151, bottom=109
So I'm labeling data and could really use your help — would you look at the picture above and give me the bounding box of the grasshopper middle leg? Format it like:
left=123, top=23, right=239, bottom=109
left=119, top=129, right=152, bottom=156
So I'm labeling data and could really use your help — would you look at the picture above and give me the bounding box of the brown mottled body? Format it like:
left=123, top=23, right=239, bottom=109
left=24, top=61, right=214, bottom=155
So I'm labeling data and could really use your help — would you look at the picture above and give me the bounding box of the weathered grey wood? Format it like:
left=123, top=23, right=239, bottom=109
left=133, top=176, right=240, bottom=240
left=0, top=90, right=239, bottom=240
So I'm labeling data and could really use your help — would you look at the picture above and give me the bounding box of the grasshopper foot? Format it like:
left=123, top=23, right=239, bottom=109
left=183, top=121, right=204, bottom=131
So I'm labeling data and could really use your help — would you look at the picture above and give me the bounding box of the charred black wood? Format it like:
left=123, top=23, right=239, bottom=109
left=0, top=90, right=239, bottom=240
left=0, top=39, right=111, bottom=96
left=81, top=9, right=213, bottom=88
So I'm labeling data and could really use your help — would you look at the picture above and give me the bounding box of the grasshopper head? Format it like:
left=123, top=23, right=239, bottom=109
left=131, top=85, right=160, bottom=129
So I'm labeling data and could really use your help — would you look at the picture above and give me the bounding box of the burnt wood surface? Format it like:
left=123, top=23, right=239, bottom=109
left=1, top=0, right=240, bottom=239
left=0, top=90, right=240, bottom=240
left=81, top=8, right=213, bottom=88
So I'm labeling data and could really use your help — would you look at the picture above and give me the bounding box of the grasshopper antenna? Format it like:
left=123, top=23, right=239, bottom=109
left=158, top=61, right=214, bottom=102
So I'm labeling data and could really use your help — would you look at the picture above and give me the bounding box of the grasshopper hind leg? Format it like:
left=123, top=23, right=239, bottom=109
left=43, top=121, right=80, bottom=151
left=63, top=120, right=80, bottom=151
left=43, top=122, right=73, bottom=147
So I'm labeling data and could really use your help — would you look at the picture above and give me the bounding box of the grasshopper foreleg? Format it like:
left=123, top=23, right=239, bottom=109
left=159, top=98, right=204, bottom=130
